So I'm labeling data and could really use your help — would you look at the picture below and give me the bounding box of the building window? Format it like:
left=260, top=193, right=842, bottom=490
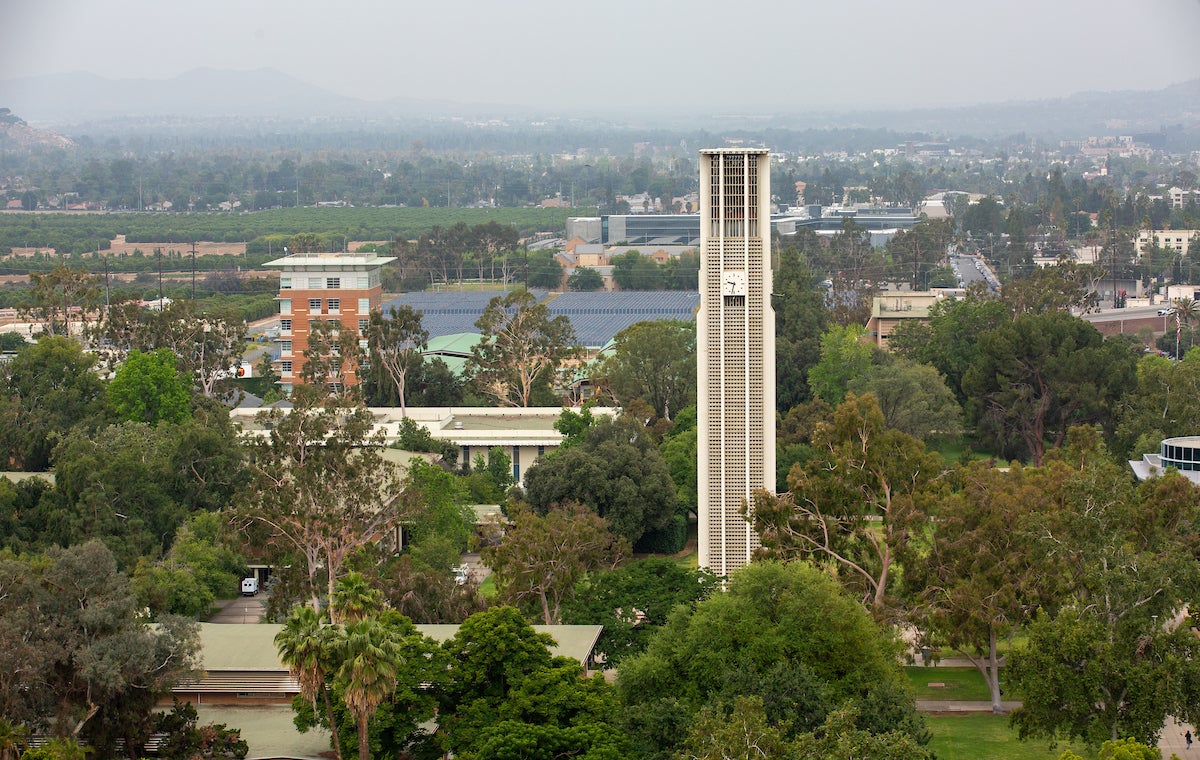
left=326, top=277, right=340, bottom=289
left=280, top=340, right=292, bottom=355
left=358, top=297, right=371, bottom=313
left=461, top=446, right=470, bottom=467
left=280, top=277, right=292, bottom=289
left=358, top=318, right=369, bottom=334
left=327, top=298, right=341, bottom=314
left=357, top=275, right=369, bottom=288
left=512, top=446, right=520, bottom=482
left=280, top=318, right=292, bottom=332
left=279, top=301, right=292, bottom=315
left=281, top=360, right=293, bottom=375
left=537, top=445, right=545, bottom=457
left=308, top=278, right=323, bottom=289
left=308, top=298, right=322, bottom=312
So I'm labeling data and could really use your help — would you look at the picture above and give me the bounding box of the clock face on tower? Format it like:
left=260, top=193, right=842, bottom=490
left=722, top=270, right=747, bottom=297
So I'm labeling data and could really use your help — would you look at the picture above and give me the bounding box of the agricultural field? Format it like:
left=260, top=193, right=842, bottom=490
left=0, top=206, right=580, bottom=265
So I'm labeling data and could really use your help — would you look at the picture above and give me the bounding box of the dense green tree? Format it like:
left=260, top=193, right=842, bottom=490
left=483, top=503, right=628, bottom=625
left=405, top=356, right=466, bottom=407
left=962, top=311, right=1139, bottom=464
left=912, top=462, right=1057, bottom=713
left=959, top=196, right=1006, bottom=237
left=1056, top=737, right=1161, bottom=760
left=611, top=251, right=663, bottom=290
left=772, top=241, right=830, bottom=411
left=887, top=291, right=1008, bottom=403
left=567, top=266, right=604, bottom=291
left=0, top=541, right=199, bottom=752
left=807, top=324, right=874, bottom=405
left=523, top=417, right=678, bottom=544
left=1008, top=431, right=1200, bottom=747
left=751, top=393, right=941, bottom=615
left=658, top=406, right=698, bottom=512
left=53, top=422, right=187, bottom=564
left=402, top=459, right=475, bottom=551
left=107, top=348, right=193, bottom=425
left=616, top=561, right=925, bottom=759
left=560, top=557, right=717, bottom=667
left=468, top=289, right=578, bottom=407
left=1001, top=260, right=1103, bottom=315
left=598, top=319, right=695, bottom=421
left=525, top=249, right=564, bottom=289
left=677, top=697, right=931, bottom=760
left=433, top=606, right=630, bottom=759
left=846, top=358, right=961, bottom=441
left=0, top=336, right=108, bottom=470
left=1114, top=353, right=1200, bottom=457
left=236, top=393, right=412, bottom=610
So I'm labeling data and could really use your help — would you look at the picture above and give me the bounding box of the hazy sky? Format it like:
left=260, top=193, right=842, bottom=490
left=2, top=0, right=1199, bottom=112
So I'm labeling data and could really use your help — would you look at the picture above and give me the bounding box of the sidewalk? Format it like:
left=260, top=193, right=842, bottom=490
left=917, top=700, right=1020, bottom=714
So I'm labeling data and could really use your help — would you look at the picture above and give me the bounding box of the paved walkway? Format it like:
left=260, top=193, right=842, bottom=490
left=207, top=594, right=267, bottom=624
left=916, top=700, right=1021, bottom=714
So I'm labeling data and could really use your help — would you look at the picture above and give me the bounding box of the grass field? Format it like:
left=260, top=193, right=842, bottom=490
left=478, top=574, right=497, bottom=598
left=906, top=666, right=997, bottom=701
left=925, top=715, right=1088, bottom=760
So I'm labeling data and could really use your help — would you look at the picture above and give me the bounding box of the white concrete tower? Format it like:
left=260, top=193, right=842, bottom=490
left=697, top=148, right=776, bottom=576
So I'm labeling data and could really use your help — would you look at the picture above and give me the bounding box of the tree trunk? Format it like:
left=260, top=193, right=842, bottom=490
left=358, top=715, right=370, bottom=760
left=987, top=627, right=1004, bottom=715
left=322, top=685, right=345, bottom=760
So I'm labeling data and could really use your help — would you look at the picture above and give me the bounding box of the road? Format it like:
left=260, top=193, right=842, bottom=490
left=207, top=594, right=267, bottom=624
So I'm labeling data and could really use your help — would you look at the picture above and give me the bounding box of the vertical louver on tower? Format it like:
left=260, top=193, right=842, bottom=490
left=697, top=149, right=776, bottom=577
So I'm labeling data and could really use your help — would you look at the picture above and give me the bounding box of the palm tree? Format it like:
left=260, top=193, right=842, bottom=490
left=331, top=571, right=385, bottom=624
left=1173, top=297, right=1200, bottom=359
left=0, top=720, right=28, bottom=760
left=276, top=605, right=345, bottom=760
left=337, top=618, right=402, bottom=760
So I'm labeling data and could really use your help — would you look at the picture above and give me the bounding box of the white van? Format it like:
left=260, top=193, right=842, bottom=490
left=241, top=577, right=260, bottom=596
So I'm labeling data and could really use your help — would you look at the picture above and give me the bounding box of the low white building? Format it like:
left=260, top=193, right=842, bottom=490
left=229, top=406, right=619, bottom=486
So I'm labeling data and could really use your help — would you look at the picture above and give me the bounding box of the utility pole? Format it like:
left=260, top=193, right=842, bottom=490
left=191, top=241, right=198, bottom=298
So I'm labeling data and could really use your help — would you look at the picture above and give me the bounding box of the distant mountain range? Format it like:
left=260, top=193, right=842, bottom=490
left=1, top=67, right=1198, bottom=142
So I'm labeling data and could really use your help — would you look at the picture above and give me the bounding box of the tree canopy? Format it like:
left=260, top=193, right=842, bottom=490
left=468, top=289, right=577, bottom=407
left=523, top=417, right=678, bottom=545
left=616, top=561, right=925, bottom=760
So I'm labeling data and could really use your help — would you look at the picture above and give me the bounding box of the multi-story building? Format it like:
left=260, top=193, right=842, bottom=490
left=1138, top=229, right=1198, bottom=258
left=696, top=149, right=776, bottom=576
left=265, top=251, right=395, bottom=393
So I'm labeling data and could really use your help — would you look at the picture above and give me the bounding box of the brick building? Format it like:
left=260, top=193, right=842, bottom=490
left=265, top=251, right=395, bottom=393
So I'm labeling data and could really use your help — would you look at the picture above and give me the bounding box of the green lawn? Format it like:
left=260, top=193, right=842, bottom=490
left=926, top=715, right=1089, bottom=760
left=477, top=574, right=497, bottom=598
left=906, top=666, right=995, bottom=702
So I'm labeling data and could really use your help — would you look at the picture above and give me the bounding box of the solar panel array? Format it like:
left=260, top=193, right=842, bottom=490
left=548, top=291, right=699, bottom=347
left=380, top=290, right=548, bottom=339
left=380, top=289, right=698, bottom=347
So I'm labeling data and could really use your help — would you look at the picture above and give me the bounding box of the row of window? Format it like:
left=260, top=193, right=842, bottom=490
left=278, top=318, right=371, bottom=337
left=279, top=297, right=372, bottom=316
left=280, top=275, right=371, bottom=290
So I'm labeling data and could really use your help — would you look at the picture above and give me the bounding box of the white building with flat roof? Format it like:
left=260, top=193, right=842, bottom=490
left=230, top=406, right=618, bottom=486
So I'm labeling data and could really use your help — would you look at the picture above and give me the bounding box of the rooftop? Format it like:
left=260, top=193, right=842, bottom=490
left=264, top=251, right=396, bottom=269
